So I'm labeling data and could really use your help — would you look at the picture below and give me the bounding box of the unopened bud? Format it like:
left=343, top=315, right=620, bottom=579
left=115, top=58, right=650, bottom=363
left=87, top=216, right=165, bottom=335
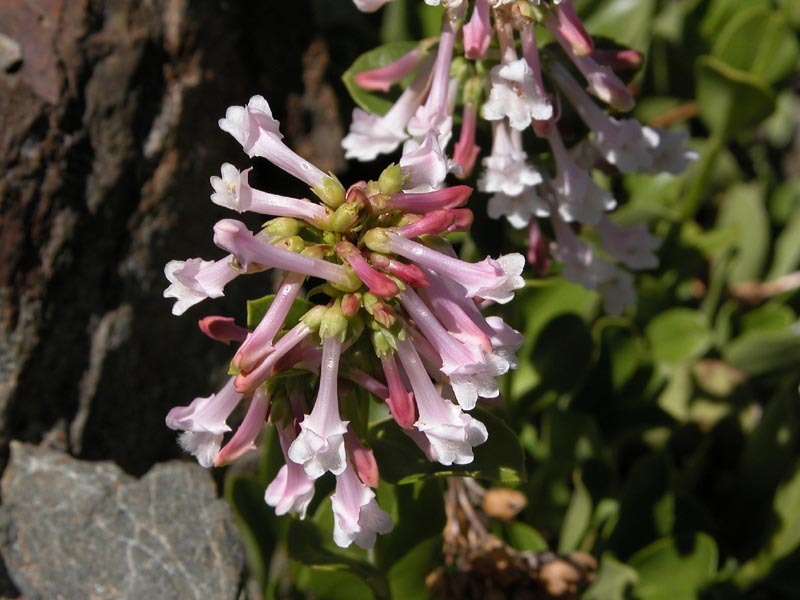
left=341, top=293, right=361, bottom=317
left=378, top=163, right=406, bottom=195
left=275, top=235, right=305, bottom=254
left=330, top=200, right=363, bottom=233
left=312, top=175, right=346, bottom=209
left=320, top=301, right=348, bottom=341
left=300, top=305, right=328, bottom=332
left=329, top=266, right=363, bottom=293
left=262, top=217, right=301, bottom=238
left=371, top=328, right=397, bottom=357
left=362, top=228, right=391, bottom=253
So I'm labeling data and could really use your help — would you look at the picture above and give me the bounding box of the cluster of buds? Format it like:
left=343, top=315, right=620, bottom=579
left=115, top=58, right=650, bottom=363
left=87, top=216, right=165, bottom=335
left=164, top=96, right=525, bottom=549
left=347, top=0, right=695, bottom=314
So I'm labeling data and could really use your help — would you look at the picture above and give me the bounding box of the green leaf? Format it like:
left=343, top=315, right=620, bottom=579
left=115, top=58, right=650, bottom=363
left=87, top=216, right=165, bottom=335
left=723, top=329, right=800, bottom=376
left=225, top=473, right=278, bottom=589
left=583, top=553, right=639, bottom=600
left=740, top=303, right=796, bottom=334
left=307, top=570, right=375, bottom=600
left=287, top=518, right=389, bottom=599
left=582, top=0, right=656, bottom=52
left=370, top=409, right=526, bottom=485
left=695, top=55, right=776, bottom=139
left=716, top=183, right=770, bottom=284
left=247, top=294, right=314, bottom=330
left=701, top=0, right=771, bottom=40
left=558, top=471, right=593, bottom=554
left=736, top=462, right=800, bottom=587
left=629, top=534, right=718, bottom=600
left=342, top=41, right=423, bottom=115
left=711, top=7, right=800, bottom=84
left=505, top=522, right=549, bottom=553
left=645, top=308, right=712, bottom=365
left=387, top=536, right=441, bottom=599
left=768, top=204, right=800, bottom=280
left=531, top=314, right=594, bottom=395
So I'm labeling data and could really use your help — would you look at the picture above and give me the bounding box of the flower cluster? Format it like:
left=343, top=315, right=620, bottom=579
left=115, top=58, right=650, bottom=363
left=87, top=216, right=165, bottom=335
left=347, top=0, right=696, bottom=314
left=164, top=96, right=524, bottom=549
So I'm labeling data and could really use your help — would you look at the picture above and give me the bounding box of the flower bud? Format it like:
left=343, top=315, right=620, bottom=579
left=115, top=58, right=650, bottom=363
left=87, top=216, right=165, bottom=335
left=312, top=175, right=346, bottom=209
left=341, top=293, right=361, bottom=317
left=300, top=305, right=328, bottom=332
left=371, top=328, right=397, bottom=357
left=362, top=228, right=391, bottom=254
left=330, top=198, right=364, bottom=233
left=320, top=301, right=348, bottom=341
left=262, top=217, right=301, bottom=238
left=275, top=235, right=306, bottom=254
left=378, top=163, right=405, bottom=195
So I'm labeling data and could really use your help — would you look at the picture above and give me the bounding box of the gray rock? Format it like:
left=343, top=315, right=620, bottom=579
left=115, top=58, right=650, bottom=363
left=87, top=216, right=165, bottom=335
left=0, top=443, right=244, bottom=600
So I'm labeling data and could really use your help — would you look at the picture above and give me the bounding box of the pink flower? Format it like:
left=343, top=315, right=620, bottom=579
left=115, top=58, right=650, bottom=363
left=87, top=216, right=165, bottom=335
left=352, top=0, right=393, bottom=12
left=219, top=96, right=332, bottom=189
left=288, top=336, right=349, bottom=479
left=210, top=163, right=329, bottom=224
left=198, top=316, right=248, bottom=345
left=331, top=461, right=393, bottom=549
left=163, top=257, right=239, bottom=316
left=365, top=229, right=525, bottom=304
left=354, top=45, right=428, bottom=92
left=165, top=377, right=244, bottom=467
left=463, top=0, right=492, bottom=60
left=234, top=272, right=305, bottom=372
left=214, top=386, right=270, bottom=466
left=596, top=215, right=660, bottom=270
left=212, top=219, right=354, bottom=286
left=547, top=125, right=616, bottom=226
left=395, top=337, right=488, bottom=465
left=265, top=424, right=316, bottom=519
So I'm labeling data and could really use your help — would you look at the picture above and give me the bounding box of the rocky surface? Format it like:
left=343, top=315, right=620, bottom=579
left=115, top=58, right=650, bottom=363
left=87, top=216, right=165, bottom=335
left=0, top=442, right=245, bottom=599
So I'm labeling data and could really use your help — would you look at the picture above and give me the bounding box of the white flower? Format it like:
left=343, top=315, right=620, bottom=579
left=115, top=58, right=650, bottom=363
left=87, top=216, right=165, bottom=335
left=482, top=59, right=553, bottom=131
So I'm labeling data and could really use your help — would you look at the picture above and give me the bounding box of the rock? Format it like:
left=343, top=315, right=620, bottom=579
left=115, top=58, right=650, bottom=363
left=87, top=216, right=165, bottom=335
left=0, top=443, right=244, bottom=599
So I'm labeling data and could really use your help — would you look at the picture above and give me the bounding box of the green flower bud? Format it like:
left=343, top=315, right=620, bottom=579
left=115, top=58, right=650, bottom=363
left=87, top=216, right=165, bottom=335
left=329, top=265, right=363, bottom=293
left=330, top=200, right=363, bottom=233
left=300, top=305, right=328, bottom=332
left=275, top=235, right=306, bottom=254
left=463, top=76, right=484, bottom=107
left=378, top=163, right=405, bottom=195
left=371, top=328, right=397, bottom=358
left=312, top=175, right=346, bottom=209
left=262, top=217, right=302, bottom=238
left=320, top=301, right=348, bottom=341
left=362, top=228, right=391, bottom=253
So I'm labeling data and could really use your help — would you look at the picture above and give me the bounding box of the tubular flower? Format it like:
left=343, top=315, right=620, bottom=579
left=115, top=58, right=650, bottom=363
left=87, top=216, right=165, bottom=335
left=165, top=96, right=523, bottom=549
